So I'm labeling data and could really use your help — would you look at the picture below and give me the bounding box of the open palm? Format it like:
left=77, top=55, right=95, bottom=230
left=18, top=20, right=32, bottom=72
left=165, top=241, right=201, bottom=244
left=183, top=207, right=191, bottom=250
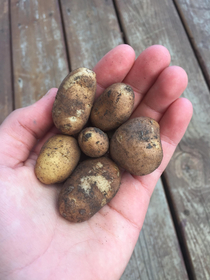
left=0, top=45, right=193, bottom=280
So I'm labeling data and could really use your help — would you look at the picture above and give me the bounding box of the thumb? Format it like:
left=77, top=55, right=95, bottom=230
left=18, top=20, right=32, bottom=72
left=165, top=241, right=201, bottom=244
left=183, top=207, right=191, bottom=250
left=0, top=88, right=57, bottom=168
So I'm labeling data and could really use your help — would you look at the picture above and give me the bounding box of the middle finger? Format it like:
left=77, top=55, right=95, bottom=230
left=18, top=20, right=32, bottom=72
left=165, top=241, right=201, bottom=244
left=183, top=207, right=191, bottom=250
left=123, top=45, right=171, bottom=109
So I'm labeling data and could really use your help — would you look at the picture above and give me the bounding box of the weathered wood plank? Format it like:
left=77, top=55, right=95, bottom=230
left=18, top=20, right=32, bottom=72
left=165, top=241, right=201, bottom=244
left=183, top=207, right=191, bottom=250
left=11, top=0, right=69, bottom=108
left=60, top=0, right=123, bottom=69
left=174, top=0, right=210, bottom=87
left=121, top=179, right=188, bottom=280
left=0, top=0, right=13, bottom=124
left=115, top=0, right=210, bottom=279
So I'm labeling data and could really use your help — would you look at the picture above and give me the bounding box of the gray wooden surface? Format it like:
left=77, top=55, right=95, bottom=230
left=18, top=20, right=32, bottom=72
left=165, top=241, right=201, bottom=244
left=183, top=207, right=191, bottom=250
left=0, top=0, right=13, bottom=124
left=60, top=0, right=123, bottom=69
left=174, top=0, right=210, bottom=87
left=0, top=0, right=209, bottom=279
left=11, top=0, right=68, bottom=108
left=115, top=0, right=210, bottom=278
left=121, top=179, right=188, bottom=280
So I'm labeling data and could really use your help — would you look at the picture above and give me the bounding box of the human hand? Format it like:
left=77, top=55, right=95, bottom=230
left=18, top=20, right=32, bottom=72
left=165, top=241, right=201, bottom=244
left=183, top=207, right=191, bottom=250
left=0, top=44, right=193, bottom=280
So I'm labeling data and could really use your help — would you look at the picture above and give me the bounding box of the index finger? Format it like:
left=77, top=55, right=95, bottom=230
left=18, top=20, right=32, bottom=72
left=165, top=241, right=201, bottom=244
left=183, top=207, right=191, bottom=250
left=93, top=44, right=135, bottom=99
left=123, top=45, right=171, bottom=109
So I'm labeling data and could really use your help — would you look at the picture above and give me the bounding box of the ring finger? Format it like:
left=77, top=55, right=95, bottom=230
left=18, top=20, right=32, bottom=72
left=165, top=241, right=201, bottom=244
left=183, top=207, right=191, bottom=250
left=130, top=65, right=188, bottom=122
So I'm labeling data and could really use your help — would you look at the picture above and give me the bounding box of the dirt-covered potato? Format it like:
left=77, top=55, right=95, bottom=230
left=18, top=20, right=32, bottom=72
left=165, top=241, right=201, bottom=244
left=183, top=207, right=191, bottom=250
left=90, top=83, right=134, bottom=131
left=58, top=157, right=121, bottom=222
left=52, top=68, right=96, bottom=135
left=110, top=117, right=163, bottom=176
left=78, top=127, right=109, bottom=158
left=35, top=135, right=80, bottom=184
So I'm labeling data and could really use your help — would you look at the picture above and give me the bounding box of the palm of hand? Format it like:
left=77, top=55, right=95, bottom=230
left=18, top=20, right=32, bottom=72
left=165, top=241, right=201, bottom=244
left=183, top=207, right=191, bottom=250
left=0, top=45, right=192, bottom=280
left=1, top=160, right=141, bottom=280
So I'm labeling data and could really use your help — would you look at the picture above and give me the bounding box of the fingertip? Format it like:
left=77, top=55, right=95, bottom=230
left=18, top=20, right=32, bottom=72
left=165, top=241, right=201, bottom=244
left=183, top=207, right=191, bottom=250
left=173, top=97, right=193, bottom=122
left=179, top=97, right=193, bottom=120
left=93, top=44, right=136, bottom=94
left=168, top=66, right=188, bottom=89
left=146, top=45, right=171, bottom=64
left=31, top=88, right=58, bottom=115
left=42, top=87, right=58, bottom=100
left=97, top=43, right=136, bottom=64
left=160, top=97, right=193, bottom=146
left=116, top=44, right=136, bottom=59
left=140, top=45, right=171, bottom=67
left=173, top=98, right=193, bottom=125
left=124, top=45, right=171, bottom=99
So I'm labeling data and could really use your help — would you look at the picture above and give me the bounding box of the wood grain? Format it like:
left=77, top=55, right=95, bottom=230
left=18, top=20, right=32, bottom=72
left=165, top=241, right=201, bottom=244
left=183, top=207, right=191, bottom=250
left=115, top=0, right=210, bottom=279
left=121, top=179, right=188, bottom=280
left=60, top=0, right=123, bottom=69
left=0, top=0, right=13, bottom=124
left=11, top=0, right=69, bottom=108
left=174, top=0, right=210, bottom=87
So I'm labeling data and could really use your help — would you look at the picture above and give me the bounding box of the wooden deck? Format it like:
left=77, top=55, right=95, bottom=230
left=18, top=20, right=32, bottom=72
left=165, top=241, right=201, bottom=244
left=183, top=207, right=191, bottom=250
left=1, top=0, right=210, bottom=279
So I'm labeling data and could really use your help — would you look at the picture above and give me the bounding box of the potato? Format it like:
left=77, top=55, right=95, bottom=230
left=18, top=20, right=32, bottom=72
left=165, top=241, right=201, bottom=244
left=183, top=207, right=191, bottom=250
left=35, top=135, right=80, bottom=184
left=78, top=127, right=109, bottom=157
left=58, top=157, right=121, bottom=222
left=90, top=83, right=134, bottom=131
left=110, top=117, right=163, bottom=176
left=52, top=68, right=96, bottom=135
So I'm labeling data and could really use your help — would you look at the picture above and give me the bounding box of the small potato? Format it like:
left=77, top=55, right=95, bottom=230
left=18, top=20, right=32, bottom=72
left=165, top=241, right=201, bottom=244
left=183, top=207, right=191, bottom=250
left=78, top=127, right=109, bottom=157
left=110, top=117, right=163, bottom=176
left=35, top=135, right=80, bottom=184
left=52, top=68, right=96, bottom=135
left=90, top=83, right=134, bottom=131
left=58, top=157, right=121, bottom=222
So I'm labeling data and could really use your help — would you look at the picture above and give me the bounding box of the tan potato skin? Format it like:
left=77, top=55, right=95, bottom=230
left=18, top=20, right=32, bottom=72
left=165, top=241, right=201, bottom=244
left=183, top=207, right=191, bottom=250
left=58, top=157, right=121, bottom=222
left=78, top=127, right=109, bottom=157
left=35, top=135, right=80, bottom=184
left=52, top=68, right=96, bottom=135
left=110, top=117, right=163, bottom=176
left=90, top=83, right=134, bottom=131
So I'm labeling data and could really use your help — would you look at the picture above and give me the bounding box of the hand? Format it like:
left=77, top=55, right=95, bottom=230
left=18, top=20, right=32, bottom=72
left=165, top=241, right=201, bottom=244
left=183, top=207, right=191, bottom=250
left=0, top=44, right=193, bottom=280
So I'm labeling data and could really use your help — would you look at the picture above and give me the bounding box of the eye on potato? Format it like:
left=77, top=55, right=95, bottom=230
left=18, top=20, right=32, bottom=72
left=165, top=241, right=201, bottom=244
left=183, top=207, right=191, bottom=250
left=35, top=135, right=80, bottom=184
left=90, top=83, right=134, bottom=131
left=58, top=157, right=121, bottom=222
left=110, top=117, right=163, bottom=176
left=52, top=68, right=96, bottom=135
left=78, top=127, right=109, bottom=158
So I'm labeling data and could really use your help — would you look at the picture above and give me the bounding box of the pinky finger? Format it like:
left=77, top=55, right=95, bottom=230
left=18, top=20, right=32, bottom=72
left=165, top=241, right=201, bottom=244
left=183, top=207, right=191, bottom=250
left=158, top=97, right=193, bottom=174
